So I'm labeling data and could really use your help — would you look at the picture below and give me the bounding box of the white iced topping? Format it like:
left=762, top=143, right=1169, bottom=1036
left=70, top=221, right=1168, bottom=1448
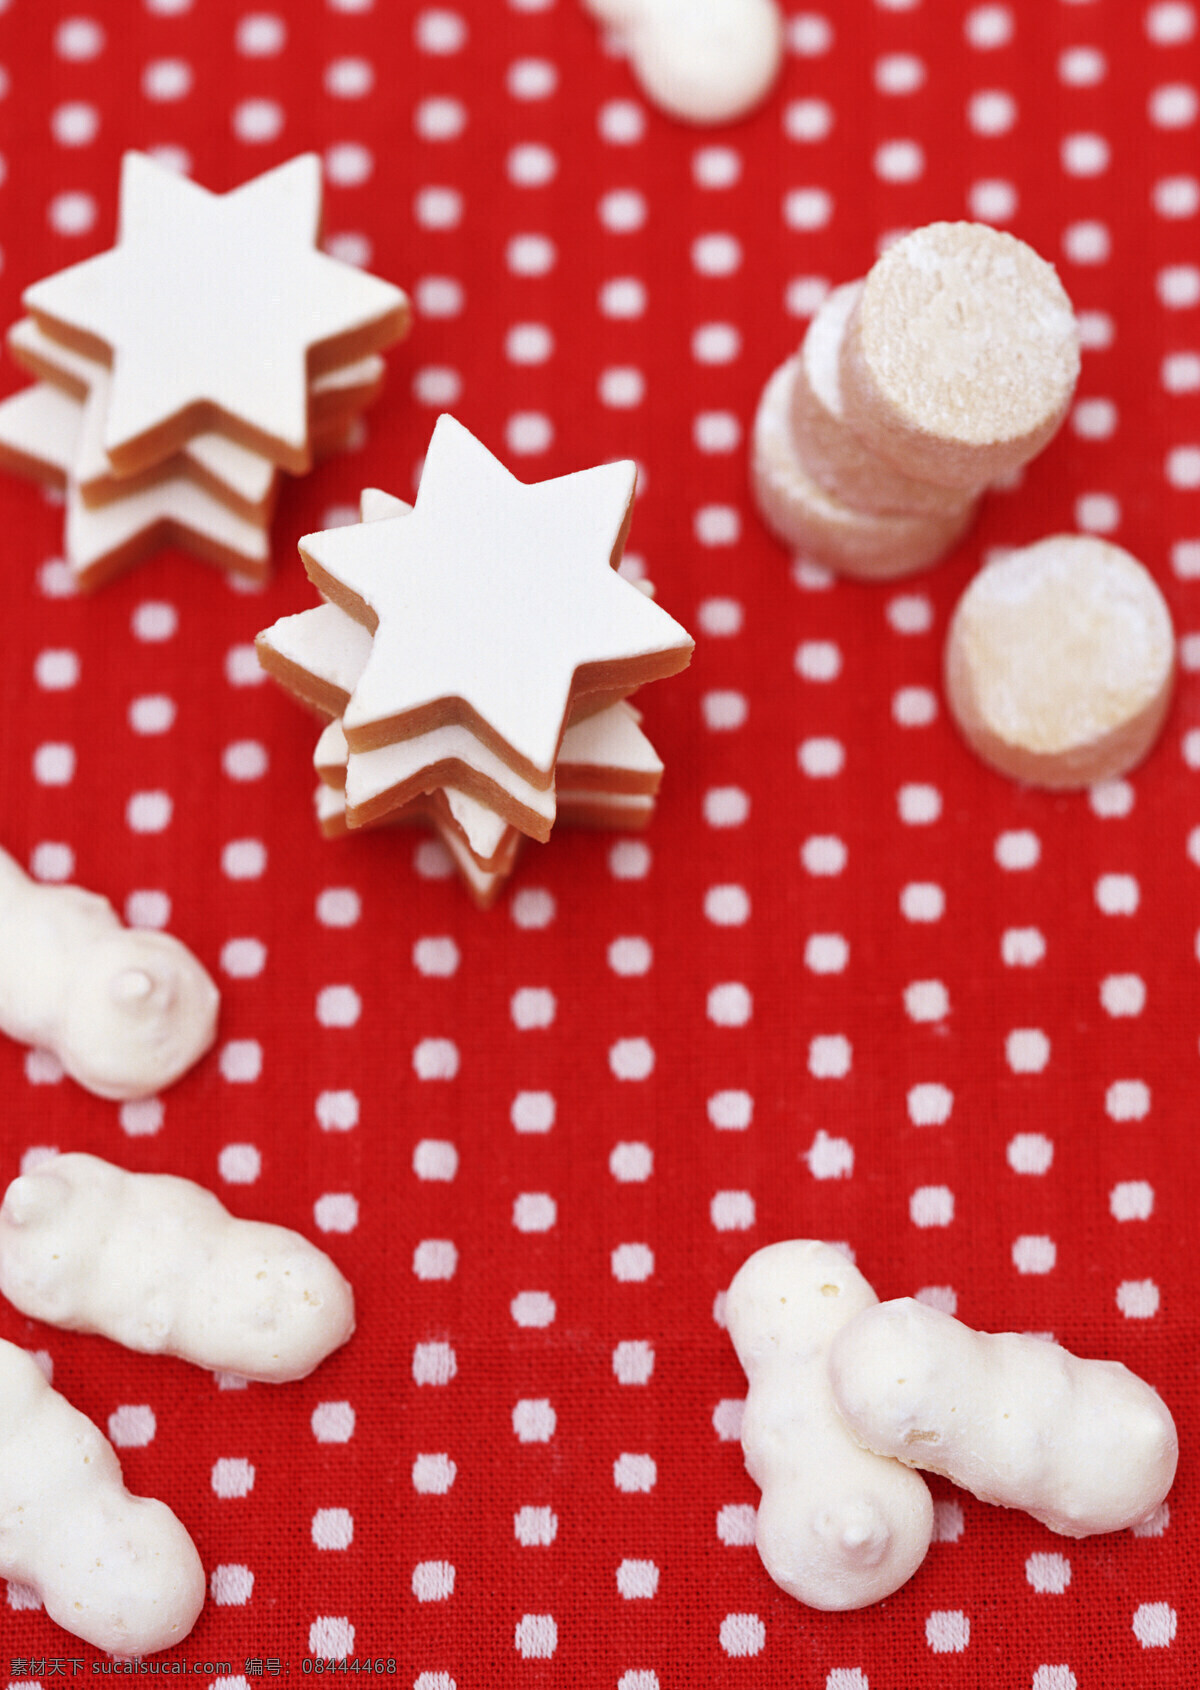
left=0, top=1153, right=355, bottom=1383
left=726, top=1240, right=933, bottom=1609
left=582, top=0, right=783, bottom=125
left=0, top=1337, right=205, bottom=1654
left=0, top=846, right=218, bottom=1100
left=830, top=1299, right=1178, bottom=1537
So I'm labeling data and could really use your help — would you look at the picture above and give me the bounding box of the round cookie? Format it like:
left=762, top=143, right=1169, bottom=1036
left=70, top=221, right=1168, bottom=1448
left=752, top=357, right=980, bottom=579
left=582, top=0, right=783, bottom=125
left=791, top=281, right=979, bottom=518
left=944, top=535, right=1176, bottom=788
left=840, top=223, right=1081, bottom=490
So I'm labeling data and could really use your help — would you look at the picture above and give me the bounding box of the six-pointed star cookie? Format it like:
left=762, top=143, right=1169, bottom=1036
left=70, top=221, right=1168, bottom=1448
left=24, top=152, right=409, bottom=475
left=299, top=414, right=694, bottom=783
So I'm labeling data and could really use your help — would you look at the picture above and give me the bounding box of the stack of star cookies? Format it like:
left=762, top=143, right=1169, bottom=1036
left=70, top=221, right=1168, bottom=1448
left=752, top=222, right=1081, bottom=580
left=257, top=415, right=694, bottom=906
left=0, top=151, right=409, bottom=590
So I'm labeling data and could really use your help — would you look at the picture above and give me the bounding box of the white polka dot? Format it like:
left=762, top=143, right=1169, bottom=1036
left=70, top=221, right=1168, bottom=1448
left=325, top=55, right=373, bottom=97
left=511, top=987, right=555, bottom=1029
left=412, top=1341, right=456, bottom=1386
left=316, top=1091, right=358, bottom=1132
left=875, top=138, right=924, bottom=180
left=887, top=592, right=933, bottom=635
left=708, top=1090, right=753, bottom=1130
left=809, top=1034, right=852, bottom=1078
left=906, top=980, right=950, bottom=1024
left=996, top=829, right=1040, bottom=869
left=125, top=891, right=170, bottom=930
left=908, top=1084, right=953, bottom=1126
left=1167, top=445, right=1200, bottom=488
left=1154, top=173, right=1200, bottom=217
left=720, top=1613, right=765, bottom=1658
left=911, top=1186, right=954, bottom=1228
left=965, top=4, right=1012, bottom=46
left=1132, top=1602, right=1176, bottom=1647
left=599, top=97, right=645, bottom=144
left=26, top=1050, right=64, bottom=1085
left=1062, top=131, right=1109, bottom=176
left=802, top=933, right=847, bottom=975
left=609, top=1143, right=652, bottom=1183
left=901, top=883, right=944, bottom=922
left=1007, top=1028, right=1050, bottom=1073
left=508, top=141, right=555, bottom=186
left=599, top=188, right=647, bottom=232
left=1089, top=780, right=1133, bottom=821
left=1072, top=397, right=1118, bottom=440
left=704, top=886, right=750, bottom=930
left=717, top=1503, right=757, bottom=1546
left=925, top=1610, right=971, bottom=1653
left=314, top=1193, right=358, bottom=1233
left=143, top=56, right=191, bottom=100
left=969, top=178, right=1018, bottom=222
left=311, top=1401, right=355, bottom=1443
left=1158, top=263, right=1200, bottom=307
left=1077, top=489, right=1121, bottom=532
left=218, top=1143, right=260, bottom=1185
left=704, top=786, right=749, bottom=827
left=237, top=12, right=286, bottom=54
left=1007, top=1133, right=1054, bottom=1175
left=795, top=639, right=842, bottom=682
left=711, top=1190, right=755, bottom=1230
left=308, top=1618, right=354, bottom=1660
left=702, top=689, right=747, bottom=730
left=108, top=1404, right=155, bottom=1447
left=412, top=936, right=459, bottom=978
left=616, top=1560, right=659, bottom=1600
left=416, top=8, right=467, bottom=52
left=56, top=17, right=105, bottom=59
left=999, top=926, right=1045, bottom=968
left=513, top=1399, right=555, bottom=1442
left=120, top=1098, right=163, bottom=1136
left=128, top=694, right=175, bottom=736
left=126, top=790, right=172, bottom=833
left=1095, top=873, right=1138, bottom=914
left=513, top=1193, right=556, bottom=1234
left=415, top=275, right=464, bottom=318
left=505, top=322, right=553, bottom=365
left=411, top=1561, right=455, bottom=1603
left=600, top=366, right=645, bottom=407
left=692, top=233, right=742, bottom=279
left=412, top=365, right=462, bottom=406
left=1013, top=1234, right=1056, bottom=1274
left=892, top=685, right=937, bottom=727
left=786, top=275, right=832, bottom=316
left=232, top=98, right=284, bottom=143
left=613, top=1341, right=654, bottom=1386
left=805, top=1129, right=853, bottom=1180
left=801, top=834, right=846, bottom=875
left=1063, top=219, right=1111, bottom=264
left=413, top=185, right=460, bottom=229
left=1117, top=1279, right=1160, bottom=1319
left=311, top=1509, right=353, bottom=1551
left=1110, top=1180, right=1154, bottom=1221
left=708, top=983, right=752, bottom=1027
left=514, top=1614, right=557, bottom=1659
left=1107, top=1079, right=1150, bottom=1121
left=221, top=739, right=268, bottom=782
left=1148, top=1, right=1196, bottom=42
left=221, top=839, right=266, bottom=880
left=514, top=1505, right=558, bottom=1546
left=49, top=191, right=97, bottom=236
left=876, top=52, right=926, bottom=93
left=612, top=1243, right=654, bottom=1282
left=211, top=1458, right=255, bottom=1499
left=33, top=743, right=75, bottom=787
left=898, top=783, right=941, bottom=824
left=508, top=56, right=556, bottom=99
left=1026, top=1553, right=1071, bottom=1594
left=600, top=277, right=646, bottom=319
left=788, top=9, right=833, bottom=51
left=30, top=842, right=74, bottom=883
left=798, top=737, right=845, bottom=778
left=507, top=232, right=555, bottom=275
left=412, top=1452, right=456, bottom=1492
left=693, top=144, right=741, bottom=187
left=413, top=1239, right=457, bottom=1281
left=968, top=88, right=1016, bottom=134
left=211, top=1564, right=254, bottom=1605
left=608, top=937, right=652, bottom=977
left=51, top=101, right=99, bottom=147
left=506, top=411, right=553, bottom=453
left=1150, top=82, right=1198, bottom=126
left=613, top=1452, right=658, bottom=1495
left=1060, top=48, right=1106, bottom=91
left=692, top=323, right=741, bottom=364
left=414, top=1139, right=458, bottom=1181
left=784, top=187, right=833, bottom=229
left=1100, top=973, right=1146, bottom=1017
left=792, top=558, right=835, bottom=589
left=784, top=98, right=834, bottom=144
left=917, top=1287, right=958, bottom=1318
left=413, top=1038, right=459, bottom=1080
left=312, top=890, right=359, bottom=934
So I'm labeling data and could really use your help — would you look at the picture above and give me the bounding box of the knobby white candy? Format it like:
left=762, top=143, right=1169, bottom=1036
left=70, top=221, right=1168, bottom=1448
left=0, top=846, right=218, bottom=1100
left=0, top=1154, right=355, bottom=1383
left=830, top=1299, right=1178, bottom=1537
left=726, top=1241, right=933, bottom=1609
left=0, top=1338, right=204, bottom=1653
left=582, top=0, right=783, bottom=125
left=944, top=534, right=1176, bottom=788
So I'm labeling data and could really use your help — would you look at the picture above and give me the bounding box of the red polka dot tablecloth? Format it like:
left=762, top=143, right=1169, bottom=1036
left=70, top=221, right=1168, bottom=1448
left=0, top=0, right=1198, bottom=1684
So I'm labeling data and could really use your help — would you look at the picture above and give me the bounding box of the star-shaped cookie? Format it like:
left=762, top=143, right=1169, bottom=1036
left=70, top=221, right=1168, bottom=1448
left=24, top=152, right=409, bottom=475
left=299, top=414, right=693, bottom=782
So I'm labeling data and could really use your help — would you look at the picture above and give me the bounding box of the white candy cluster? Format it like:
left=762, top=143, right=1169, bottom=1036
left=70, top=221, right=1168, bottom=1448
left=0, top=1154, right=355, bottom=1382
left=581, top=0, right=783, bottom=125
left=728, top=1241, right=1177, bottom=1609
left=0, top=1339, right=205, bottom=1655
left=0, top=844, right=219, bottom=1100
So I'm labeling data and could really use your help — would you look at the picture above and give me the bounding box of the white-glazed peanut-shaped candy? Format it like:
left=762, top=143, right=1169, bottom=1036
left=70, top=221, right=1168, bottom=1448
left=0, top=1338, right=205, bottom=1654
left=830, top=1299, right=1178, bottom=1537
left=944, top=535, right=1176, bottom=788
left=0, top=1154, right=355, bottom=1382
left=726, top=1241, right=934, bottom=1609
left=581, top=0, right=784, bottom=125
left=0, top=845, right=219, bottom=1100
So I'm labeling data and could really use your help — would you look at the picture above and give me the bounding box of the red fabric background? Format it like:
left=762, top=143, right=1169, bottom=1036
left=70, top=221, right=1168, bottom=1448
left=0, top=0, right=1197, bottom=1683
